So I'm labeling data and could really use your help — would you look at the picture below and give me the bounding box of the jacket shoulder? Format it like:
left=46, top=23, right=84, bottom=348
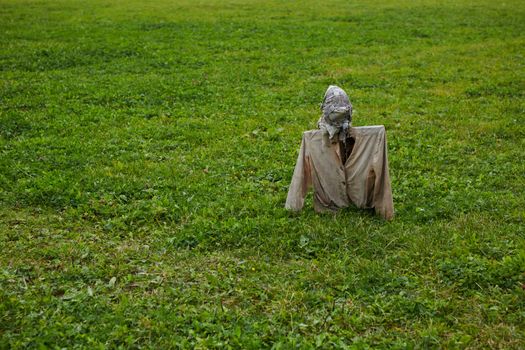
left=351, top=125, right=386, bottom=136
left=303, top=129, right=325, bottom=139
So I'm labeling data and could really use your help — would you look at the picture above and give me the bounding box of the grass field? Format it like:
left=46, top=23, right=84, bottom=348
left=1, top=0, right=524, bottom=348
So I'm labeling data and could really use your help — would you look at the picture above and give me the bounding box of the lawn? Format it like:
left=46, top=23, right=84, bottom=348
left=1, top=0, right=524, bottom=348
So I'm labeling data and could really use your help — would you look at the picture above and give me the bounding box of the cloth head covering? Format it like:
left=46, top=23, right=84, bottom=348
left=317, top=85, right=352, bottom=142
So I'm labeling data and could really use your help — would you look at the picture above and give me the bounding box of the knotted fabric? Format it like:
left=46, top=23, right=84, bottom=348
left=317, top=85, right=352, bottom=142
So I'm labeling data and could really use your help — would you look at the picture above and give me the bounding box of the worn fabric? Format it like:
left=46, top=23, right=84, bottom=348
left=317, top=85, right=352, bottom=142
left=285, top=126, right=394, bottom=220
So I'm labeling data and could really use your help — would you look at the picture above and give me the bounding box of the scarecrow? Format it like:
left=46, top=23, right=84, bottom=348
left=285, top=85, right=394, bottom=220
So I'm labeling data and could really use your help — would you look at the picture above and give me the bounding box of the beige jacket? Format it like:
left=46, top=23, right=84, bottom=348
left=285, top=126, right=394, bottom=220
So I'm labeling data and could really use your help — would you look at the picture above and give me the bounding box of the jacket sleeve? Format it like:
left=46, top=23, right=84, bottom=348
left=285, top=134, right=312, bottom=211
left=373, top=128, right=394, bottom=220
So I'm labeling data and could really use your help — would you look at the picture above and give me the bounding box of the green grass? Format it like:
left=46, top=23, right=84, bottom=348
left=1, top=0, right=524, bottom=348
